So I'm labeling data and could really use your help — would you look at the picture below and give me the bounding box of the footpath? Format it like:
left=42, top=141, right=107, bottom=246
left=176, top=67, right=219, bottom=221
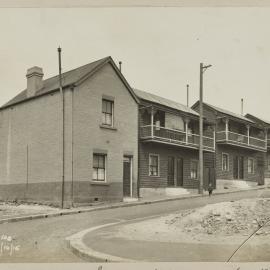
left=0, top=184, right=268, bottom=225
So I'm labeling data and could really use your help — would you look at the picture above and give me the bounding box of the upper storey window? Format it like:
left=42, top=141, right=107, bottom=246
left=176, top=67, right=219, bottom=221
left=102, top=99, right=114, bottom=127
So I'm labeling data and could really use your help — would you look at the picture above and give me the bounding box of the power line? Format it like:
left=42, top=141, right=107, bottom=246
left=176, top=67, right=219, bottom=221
left=227, top=217, right=270, bottom=262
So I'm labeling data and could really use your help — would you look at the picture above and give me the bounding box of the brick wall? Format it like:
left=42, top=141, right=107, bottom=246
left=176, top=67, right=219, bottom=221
left=71, top=63, right=138, bottom=203
left=0, top=92, right=69, bottom=205
left=0, top=92, right=62, bottom=189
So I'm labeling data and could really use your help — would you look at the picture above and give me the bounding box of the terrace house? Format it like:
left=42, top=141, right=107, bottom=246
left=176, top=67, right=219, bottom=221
left=192, top=102, right=267, bottom=188
left=245, top=114, right=270, bottom=180
left=135, top=89, right=216, bottom=197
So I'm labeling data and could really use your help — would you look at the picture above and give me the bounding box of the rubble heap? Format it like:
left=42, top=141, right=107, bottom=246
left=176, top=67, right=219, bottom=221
left=170, top=199, right=270, bottom=237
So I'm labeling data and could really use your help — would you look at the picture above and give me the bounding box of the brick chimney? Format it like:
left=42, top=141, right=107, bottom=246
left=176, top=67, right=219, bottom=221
left=26, top=66, right=44, bottom=98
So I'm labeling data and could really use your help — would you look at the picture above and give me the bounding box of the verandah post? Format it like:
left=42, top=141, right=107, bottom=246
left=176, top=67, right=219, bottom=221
left=213, top=126, right=216, bottom=150
left=151, top=106, right=154, bottom=138
left=265, top=128, right=268, bottom=149
left=225, top=118, right=229, bottom=141
left=247, top=124, right=250, bottom=145
left=185, top=118, right=189, bottom=144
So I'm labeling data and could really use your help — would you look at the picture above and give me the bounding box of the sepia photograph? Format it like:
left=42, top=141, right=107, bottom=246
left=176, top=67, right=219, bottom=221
left=0, top=1, right=270, bottom=267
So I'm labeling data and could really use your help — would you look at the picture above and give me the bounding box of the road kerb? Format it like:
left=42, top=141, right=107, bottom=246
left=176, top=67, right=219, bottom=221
left=0, top=185, right=268, bottom=225
left=66, top=222, right=136, bottom=262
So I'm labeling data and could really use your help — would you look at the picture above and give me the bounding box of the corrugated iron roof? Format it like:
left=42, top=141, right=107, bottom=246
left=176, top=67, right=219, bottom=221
left=133, top=88, right=199, bottom=116
left=204, top=102, right=254, bottom=124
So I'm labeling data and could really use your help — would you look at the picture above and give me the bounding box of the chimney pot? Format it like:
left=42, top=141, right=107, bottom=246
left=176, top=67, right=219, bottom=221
left=119, top=61, right=122, bottom=72
left=26, top=66, right=44, bottom=98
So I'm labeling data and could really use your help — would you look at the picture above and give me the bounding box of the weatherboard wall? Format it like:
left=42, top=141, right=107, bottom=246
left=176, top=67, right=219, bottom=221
left=138, top=142, right=215, bottom=190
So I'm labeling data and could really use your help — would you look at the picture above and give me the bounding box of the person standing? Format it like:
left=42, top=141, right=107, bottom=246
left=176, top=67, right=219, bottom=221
left=208, top=182, right=213, bottom=196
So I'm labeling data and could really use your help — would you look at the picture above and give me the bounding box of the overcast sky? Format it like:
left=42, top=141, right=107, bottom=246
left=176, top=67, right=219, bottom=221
left=0, top=7, right=270, bottom=119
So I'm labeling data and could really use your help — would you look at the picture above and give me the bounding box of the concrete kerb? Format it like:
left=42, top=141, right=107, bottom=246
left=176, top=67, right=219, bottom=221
left=66, top=213, right=166, bottom=262
left=0, top=185, right=268, bottom=225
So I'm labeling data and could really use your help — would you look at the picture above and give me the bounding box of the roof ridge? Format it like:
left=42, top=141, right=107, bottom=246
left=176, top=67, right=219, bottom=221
left=43, top=56, right=110, bottom=83
left=203, top=102, right=254, bottom=122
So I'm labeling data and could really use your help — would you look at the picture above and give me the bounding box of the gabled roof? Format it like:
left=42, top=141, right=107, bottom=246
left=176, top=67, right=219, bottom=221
left=245, top=113, right=270, bottom=127
left=133, top=88, right=199, bottom=117
left=192, top=101, right=254, bottom=124
left=1, top=56, right=138, bottom=109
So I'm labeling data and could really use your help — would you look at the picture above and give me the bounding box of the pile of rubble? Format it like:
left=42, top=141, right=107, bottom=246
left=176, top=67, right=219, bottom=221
left=177, top=199, right=270, bottom=237
left=114, top=198, right=270, bottom=245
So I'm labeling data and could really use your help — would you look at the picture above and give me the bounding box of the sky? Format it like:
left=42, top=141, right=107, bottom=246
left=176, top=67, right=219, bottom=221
left=0, top=7, right=270, bottom=119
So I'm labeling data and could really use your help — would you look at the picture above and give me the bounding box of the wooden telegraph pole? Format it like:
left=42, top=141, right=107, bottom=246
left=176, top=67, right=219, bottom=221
left=58, top=47, right=65, bottom=208
left=199, top=63, right=212, bottom=194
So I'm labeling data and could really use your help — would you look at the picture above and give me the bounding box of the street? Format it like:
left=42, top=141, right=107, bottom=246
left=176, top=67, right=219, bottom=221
left=0, top=188, right=269, bottom=262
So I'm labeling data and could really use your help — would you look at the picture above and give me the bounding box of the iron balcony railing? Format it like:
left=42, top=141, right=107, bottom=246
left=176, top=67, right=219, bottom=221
left=140, top=125, right=215, bottom=151
left=216, top=130, right=267, bottom=151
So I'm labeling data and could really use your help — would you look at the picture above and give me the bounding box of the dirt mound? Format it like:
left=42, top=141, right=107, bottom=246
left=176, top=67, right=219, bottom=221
left=177, top=199, right=270, bottom=236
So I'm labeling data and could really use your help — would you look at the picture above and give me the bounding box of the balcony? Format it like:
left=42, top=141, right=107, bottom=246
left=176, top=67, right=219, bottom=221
left=216, top=130, right=267, bottom=152
left=140, top=125, right=215, bottom=152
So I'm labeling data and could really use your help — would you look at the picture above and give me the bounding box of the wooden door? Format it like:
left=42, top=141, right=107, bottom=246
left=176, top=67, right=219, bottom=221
left=176, top=158, right=183, bottom=186
left=123, top=156, right=131, bottom=197
left=233, top=156, right=244, bottom=179
left=233, top=156, right=238, bottom=179
left=167, top=156, right=175, bottom=186
left=257, top=155, right=265, bottom=185
left=239, top=156, right=244, bottom=179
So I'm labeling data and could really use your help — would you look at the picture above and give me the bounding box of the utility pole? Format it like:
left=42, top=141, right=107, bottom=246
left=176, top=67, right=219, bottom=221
left=199, top=63, right=212, bottom=194
left=58, top=47, right=65, bottom=209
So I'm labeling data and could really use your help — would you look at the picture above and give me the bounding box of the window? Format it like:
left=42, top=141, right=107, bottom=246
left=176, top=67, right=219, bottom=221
left=248, top=158, right=255, bottom=174
left=190, top=160, right=198, bottom=179
left=102, top=99, right=114, bottom=126
left=222, top=153, right=229, bottom=171
left=149, top=154, right=159, bottom=176
left=93, top=154, right=106, bottom=181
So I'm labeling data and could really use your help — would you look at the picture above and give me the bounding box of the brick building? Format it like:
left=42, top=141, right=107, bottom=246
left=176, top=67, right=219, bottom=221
left=135, top=89, right=216, bottom=197
left=192, top=102, right=267, bottom=188
left=0, top=57, right=139, bottom=207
